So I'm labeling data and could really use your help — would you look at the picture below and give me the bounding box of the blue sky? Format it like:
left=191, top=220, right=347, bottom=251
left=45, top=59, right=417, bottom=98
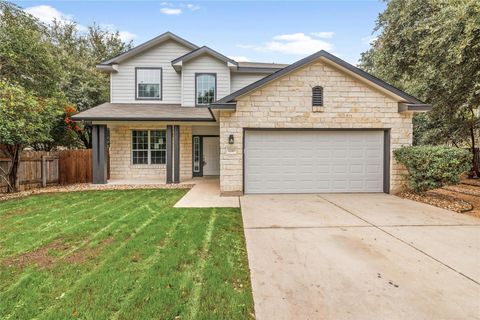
left=14, top=1, right=385, bottom=65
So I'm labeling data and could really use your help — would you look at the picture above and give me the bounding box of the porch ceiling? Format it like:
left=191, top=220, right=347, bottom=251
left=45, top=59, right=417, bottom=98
left=71, top=103, right=215, bottom=122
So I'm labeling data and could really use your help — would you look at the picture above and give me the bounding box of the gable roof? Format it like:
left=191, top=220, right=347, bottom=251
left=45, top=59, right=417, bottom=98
left=213, top=50, right=426, bottom=105
left=171, top=46, right=238, bottom=69
left=99, top=31, right=198, bottom=66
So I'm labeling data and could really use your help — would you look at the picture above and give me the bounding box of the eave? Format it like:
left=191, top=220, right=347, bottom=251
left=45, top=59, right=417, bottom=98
left=209, top=102, right=237, bottom=111
left=171, top=46, right=238, bottom=72
left=96, top=64, right=118, bottom=73
left=398, top=103, right=433, bottom=113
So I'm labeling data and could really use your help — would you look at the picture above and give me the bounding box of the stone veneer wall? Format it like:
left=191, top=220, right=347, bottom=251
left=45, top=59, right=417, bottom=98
left=179, top=126, right=192, bottom=181
left=219, top=59, right=413, bottom=195
left=109, top=124, right=192, bottom=182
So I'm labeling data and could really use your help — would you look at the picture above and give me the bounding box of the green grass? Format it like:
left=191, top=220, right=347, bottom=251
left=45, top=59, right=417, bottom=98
left=0, top=189, right=254, bottom=320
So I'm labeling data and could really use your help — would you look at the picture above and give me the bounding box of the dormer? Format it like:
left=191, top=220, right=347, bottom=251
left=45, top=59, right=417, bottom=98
left=171, top=46, right=238, bottom=107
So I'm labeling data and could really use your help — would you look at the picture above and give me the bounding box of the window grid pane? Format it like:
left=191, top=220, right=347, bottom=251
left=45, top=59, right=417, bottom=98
left=132, top=130, right=167, bottom=165
left=193, top=136, right=200, bottom=172
left=150, top=130, right=167, bottom=164
left=132, top=130, right=149, bottom=164
left=196, top=74, right=215, bottom=105
left=137, top=68, right=161, bottom=98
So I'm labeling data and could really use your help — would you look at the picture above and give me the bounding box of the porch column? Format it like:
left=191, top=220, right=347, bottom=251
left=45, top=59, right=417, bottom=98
left=166, top=125, right=180, bottom=184
left=92, top=124, right=107, bottom=184
left=173, top=125, right=180, bottom=183
left=166, top=125, right=173, bottom=183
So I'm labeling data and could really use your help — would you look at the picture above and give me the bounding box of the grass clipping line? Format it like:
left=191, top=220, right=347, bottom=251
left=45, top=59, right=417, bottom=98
left=185, top=209, right=218, bottom=320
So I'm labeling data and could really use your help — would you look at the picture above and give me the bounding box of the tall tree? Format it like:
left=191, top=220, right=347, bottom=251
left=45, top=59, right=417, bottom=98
left=47, top=21, right=132, bottom=149
left=360, top=0, right=480, bottom=176
left=0, top=81, right=62, bottom=192
left=0, top=1, right=62, bottom=96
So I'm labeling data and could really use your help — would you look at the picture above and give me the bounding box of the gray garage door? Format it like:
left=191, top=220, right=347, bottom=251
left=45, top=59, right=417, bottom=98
left=244, top=130, right=384, bottom=194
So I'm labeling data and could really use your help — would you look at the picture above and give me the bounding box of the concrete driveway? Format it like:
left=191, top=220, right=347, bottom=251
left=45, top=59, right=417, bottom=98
left=241, top=193, right=480, bottom=320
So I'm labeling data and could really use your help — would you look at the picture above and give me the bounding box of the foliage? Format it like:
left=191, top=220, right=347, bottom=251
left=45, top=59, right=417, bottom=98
left=394, top=146, right=471, bottom=192
left=360, top=0, right=480, bottom=175
left=0, top=81, right=62, bottom=191
left=46, top=21, right=132, bottom=149
left=0, top=1, right=132, bottom=150
left=31, top=105, right=85, bottom=151
left=0, top=1, right=62, bottom=96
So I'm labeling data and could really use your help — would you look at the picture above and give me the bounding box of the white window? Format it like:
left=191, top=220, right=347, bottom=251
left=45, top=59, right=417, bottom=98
left=196, top=73, right=216, bottom=105
left=132, top=130, right=166, bottom=165
left=136, top=68, right=162, bottom=99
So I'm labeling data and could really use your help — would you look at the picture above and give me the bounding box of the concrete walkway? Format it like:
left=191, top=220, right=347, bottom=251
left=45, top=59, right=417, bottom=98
left=174, top=178, right=239, bottom=208
left=241, top=193, right=480, bottom=320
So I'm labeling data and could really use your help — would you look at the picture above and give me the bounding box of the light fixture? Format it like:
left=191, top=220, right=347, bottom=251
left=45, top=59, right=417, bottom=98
left=228, top=134, right=234, bottom=144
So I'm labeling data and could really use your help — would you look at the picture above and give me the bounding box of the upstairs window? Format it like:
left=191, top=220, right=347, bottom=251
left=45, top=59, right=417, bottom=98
left=136, top=68, right=162, bottom=99
left=312, top=86, right=323, bottom=106
left=196, top=73, right=216, bottom=105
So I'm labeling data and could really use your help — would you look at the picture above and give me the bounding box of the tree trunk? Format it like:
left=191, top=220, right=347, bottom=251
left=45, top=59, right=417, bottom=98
left=471, top=126, right=479, bottom=178
left=76, top=125, right=92, bottom=149
left=5, top=144, right=21, bottom=193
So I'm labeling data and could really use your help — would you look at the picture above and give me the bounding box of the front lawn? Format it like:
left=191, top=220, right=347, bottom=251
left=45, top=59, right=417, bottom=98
left=0, top=189, right=253, bottom=319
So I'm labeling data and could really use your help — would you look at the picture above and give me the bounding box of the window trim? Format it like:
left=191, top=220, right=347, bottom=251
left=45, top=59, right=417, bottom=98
left=131, top=129, right=167, bottom=165
left=135, top=67, right=163, bottom=101
left=195, top=73, right=217, bottom=106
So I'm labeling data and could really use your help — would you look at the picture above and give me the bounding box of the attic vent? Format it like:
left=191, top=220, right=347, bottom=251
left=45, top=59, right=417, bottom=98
left=312, top=86, right=323, bottom=106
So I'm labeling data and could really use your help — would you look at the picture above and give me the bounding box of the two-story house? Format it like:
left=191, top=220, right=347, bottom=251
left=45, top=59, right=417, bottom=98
left=72, top=32, right=431, bottom=195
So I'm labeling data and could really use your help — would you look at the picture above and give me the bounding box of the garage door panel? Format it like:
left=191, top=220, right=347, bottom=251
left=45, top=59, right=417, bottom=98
left=245, top=130, right=384, bottom=194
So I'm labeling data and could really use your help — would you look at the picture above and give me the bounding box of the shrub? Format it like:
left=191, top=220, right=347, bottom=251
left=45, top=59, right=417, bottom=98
left=393, top=146, right=471, bottom=193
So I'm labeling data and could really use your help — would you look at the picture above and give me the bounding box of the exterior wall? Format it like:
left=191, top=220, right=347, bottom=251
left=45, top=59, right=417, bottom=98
left=219, top=60, right=413, bottom=194
left=192, top=125, right=220, bottom=136
left=109, top=124, right=193, bottom=182
left=180, top=126, right=192, bottom=181
left=182, top=54, right=230, bottom=106
left=109, top=39, right=272, bottom=106
left=111, top=40, right=191, bottom=104
left=230, top=73, right=268, bottom=92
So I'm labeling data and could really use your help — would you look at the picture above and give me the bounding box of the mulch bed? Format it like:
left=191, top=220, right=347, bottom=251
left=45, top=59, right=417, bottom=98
left=399, top=191, right=473, bottom=213
left=398, top=179, right=480, bottom=218
left=0, top=183, right=194, bottom=203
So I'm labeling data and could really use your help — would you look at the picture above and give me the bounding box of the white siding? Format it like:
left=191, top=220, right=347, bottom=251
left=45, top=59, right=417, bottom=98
left=182, top=54, right=230, bottom=107
left=230, top=73, right=268, bottom=92
left=111, top=40, right=191, bottom=103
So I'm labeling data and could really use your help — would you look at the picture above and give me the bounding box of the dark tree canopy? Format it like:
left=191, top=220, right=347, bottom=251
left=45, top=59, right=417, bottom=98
left=360, top=0, right=480, bottom=175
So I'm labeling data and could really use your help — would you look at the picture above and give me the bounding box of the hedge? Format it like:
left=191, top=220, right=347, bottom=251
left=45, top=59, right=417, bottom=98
left=393, top=146, right=471, bottom=193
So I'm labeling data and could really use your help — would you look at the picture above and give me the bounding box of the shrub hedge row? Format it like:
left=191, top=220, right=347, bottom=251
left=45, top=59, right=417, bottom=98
left=393, top=146, right=471, bottom=193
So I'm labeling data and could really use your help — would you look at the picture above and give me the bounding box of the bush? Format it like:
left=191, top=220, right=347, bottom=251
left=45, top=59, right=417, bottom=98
left=393, top=146, right=471, bottom=193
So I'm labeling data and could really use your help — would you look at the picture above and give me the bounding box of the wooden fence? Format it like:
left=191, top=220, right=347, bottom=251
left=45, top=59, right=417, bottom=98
left=0, top=149, right=108, bottom=192
left=58, top=149, right=92, bottom=185
left=0, top=151, right=59, bottom=192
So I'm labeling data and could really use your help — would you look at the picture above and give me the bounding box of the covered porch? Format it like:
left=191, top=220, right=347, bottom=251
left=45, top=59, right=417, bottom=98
left=71, top=103, right=220, bottom=186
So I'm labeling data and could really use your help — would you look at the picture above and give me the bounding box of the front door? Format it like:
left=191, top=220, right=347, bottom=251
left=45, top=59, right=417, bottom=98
left=202, top=137, right=220, bottom=175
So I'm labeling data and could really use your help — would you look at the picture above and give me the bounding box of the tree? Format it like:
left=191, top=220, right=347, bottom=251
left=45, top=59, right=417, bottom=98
left=360, top=0, right=480, bottom=176
left=1, top=1, right=132, bottom=151
left=48, top=21, right=132, bottom=149
left=0, top=81, right=62, bottom=192
left=0, top=1, right=62, bottom=96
